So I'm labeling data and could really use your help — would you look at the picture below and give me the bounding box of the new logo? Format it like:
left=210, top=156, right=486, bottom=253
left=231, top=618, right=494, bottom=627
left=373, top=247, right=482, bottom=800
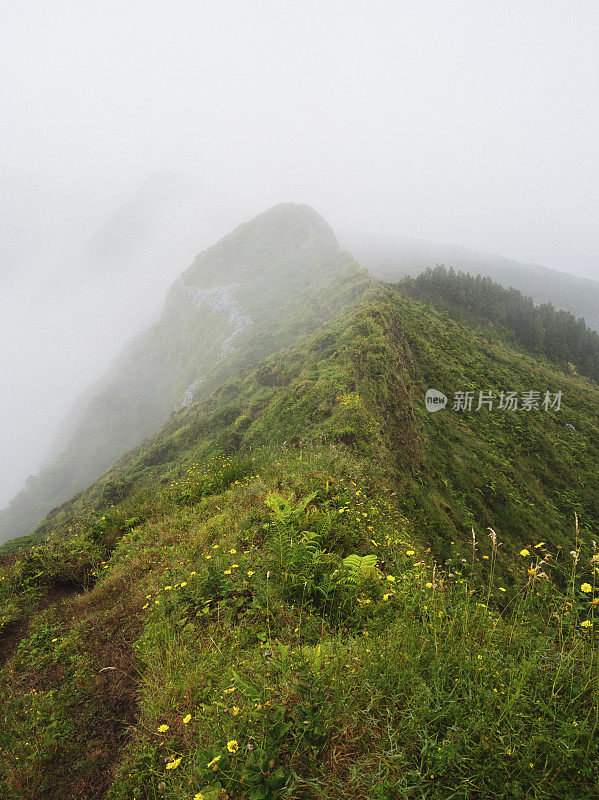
left=425, top=389, right=448, bottom=412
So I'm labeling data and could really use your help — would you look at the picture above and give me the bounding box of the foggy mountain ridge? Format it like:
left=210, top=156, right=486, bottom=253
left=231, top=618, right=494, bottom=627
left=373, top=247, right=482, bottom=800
left=3, top=160, right=598, bottom=516
left=2, top=5, right=599, bottom=792
left=0, top=203, right=367, bottom=543
left=4, top=246, right=597, bottom=796
left=3, top=199, right=599, bottom=544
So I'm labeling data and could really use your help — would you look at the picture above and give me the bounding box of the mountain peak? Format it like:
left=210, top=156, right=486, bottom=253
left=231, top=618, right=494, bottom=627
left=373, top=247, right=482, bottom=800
left=218, top=202, right=338, bottom=253
left=251, top=202, right=337, bottom=240
left=181, top=203, right=340, bottom=288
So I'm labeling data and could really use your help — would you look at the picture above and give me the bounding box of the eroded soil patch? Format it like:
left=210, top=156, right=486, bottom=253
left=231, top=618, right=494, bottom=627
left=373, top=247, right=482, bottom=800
left=36, top=621, right=140, bottom=800
left=2, top=574, right=143, bottom=800
left=0, top=580, right=86, bottom=668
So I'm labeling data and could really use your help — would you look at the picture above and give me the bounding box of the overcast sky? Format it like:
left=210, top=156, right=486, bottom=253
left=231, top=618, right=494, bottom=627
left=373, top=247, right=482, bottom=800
left=1, top=1, right=598, bottom=508
left=2, top=0, right=598, bottom=276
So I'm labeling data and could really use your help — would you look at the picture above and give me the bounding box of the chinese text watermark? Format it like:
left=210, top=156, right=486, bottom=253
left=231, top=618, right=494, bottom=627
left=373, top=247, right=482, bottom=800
left=425, top=389, right=562, bottom=413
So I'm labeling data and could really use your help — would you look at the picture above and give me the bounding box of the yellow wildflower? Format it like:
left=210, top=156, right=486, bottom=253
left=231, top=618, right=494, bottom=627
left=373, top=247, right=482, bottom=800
left=166, top=756, right=181, bottom=770
left=227, top=740, right=239, bottom=753
left=386, top=575, right=396, bottom=582
left=247, top=570, right=255, bottom=577
left=207, top=755, right=221, bottom=769
left=157, top=724, right=169, bottom=732
left=229, top=548, right=237, bottom=554
left=581, top=620, right=593, bottom=628
left=581, top=583, right=593, bottom=593
left=183, top=714, right=192, bottom=724
left=520, top=549, right=530, bottom=557
left=406, top=550, right=415, bottom=556
left=232, top=706, right=240, bottom=716
left=224, top=569, right=232, bottom=575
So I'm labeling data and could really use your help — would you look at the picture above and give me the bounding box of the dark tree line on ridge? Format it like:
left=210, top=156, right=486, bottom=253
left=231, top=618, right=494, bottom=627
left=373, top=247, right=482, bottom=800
left=400, top=266, right=599, bottom=382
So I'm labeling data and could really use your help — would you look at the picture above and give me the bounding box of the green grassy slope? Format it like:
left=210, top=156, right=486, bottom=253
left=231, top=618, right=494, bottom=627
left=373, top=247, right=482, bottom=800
left=15, top=286, right=598, bottom=567
left=0, top=287, right=597, bottom=799
left=389, top=291, right=598, bottom=564
left=0, top=204, right=368, bottom=544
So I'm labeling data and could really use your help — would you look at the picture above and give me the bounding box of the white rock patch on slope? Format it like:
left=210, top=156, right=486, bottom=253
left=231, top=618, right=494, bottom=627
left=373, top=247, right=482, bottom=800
left=182, top=379, right=203, bottom=406
left=180, top=283, right=253, bottom=406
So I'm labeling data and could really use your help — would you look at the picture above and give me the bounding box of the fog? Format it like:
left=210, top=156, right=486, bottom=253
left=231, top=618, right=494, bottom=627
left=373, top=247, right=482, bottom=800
left=0, top=171, right=239, bottom=507
left=1, top=1, right=598, bottom=508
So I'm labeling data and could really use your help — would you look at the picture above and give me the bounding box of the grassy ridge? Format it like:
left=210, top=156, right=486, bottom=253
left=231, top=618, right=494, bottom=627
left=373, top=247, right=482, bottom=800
left=10, top=287, right=597, bottom=570
left=0, top=288, right=597, bottom=798
left=1, top=449, right=596, bottom=799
